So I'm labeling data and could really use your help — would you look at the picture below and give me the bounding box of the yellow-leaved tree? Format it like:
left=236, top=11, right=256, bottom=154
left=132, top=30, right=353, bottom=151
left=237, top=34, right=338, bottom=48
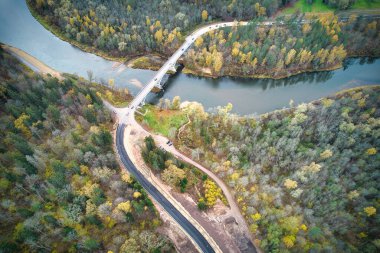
left=251, top=213, right=261, bottom=222
left=366, top=148, right=377, bottom=155
left=284, top=179, right=298, bottom=189
left=117, top=201, right=131, bottom=213
left=285, top=49, right=297, bottom=66
left=155, top=28, right=163, bottom=43
left=202, top=10, right=208, bottom=21
left=133, top=191, right=142, bottom=199
left=14, top=113, right=31, bottom=138
left=282, top=235, right=296, bottom=248
left=364, top=206, right=376, bottom=216
left=320, top=149, right=333, bottom=159
left=213, top=51, right=223, bottom=73
left=161, top=161, right=186, bottom=186
left=195, top=37, right=203, bottom=48
left=203, top=179, right=223, bottom=207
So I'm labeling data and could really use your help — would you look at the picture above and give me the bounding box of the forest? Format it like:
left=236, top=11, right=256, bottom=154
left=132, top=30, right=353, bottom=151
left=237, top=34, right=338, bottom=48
left=28, top=0, right=290, bottom=59
left=172, top=86, right=380, bottom=252
left=183, top=14, right=379, bottom=78
left=141, top=136, right=226, bottom=210
left=29, top=0, right=379, bottom=79
left=0, top=49, right=173, bottom=252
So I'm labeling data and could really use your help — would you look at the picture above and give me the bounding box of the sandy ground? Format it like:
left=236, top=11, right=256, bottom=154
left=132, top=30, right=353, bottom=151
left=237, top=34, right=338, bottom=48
left=2, top=44, right=63, bottom=80
left=154, top=200, right=199, bottom=253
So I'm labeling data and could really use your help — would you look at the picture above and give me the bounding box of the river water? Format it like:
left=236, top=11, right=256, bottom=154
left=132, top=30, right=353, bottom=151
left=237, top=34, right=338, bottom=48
left=1, top=0, right=379, bottom=115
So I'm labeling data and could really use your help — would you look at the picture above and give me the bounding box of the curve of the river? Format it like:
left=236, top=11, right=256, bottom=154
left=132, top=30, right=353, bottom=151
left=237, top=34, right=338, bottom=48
left=1, top=0, right=379, bottom=115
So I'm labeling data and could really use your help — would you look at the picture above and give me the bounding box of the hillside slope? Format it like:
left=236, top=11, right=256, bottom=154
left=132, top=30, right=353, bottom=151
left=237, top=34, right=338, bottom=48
left=0, top=49, right=173, bottom=252
left=177, top=85, right=380, bottom=252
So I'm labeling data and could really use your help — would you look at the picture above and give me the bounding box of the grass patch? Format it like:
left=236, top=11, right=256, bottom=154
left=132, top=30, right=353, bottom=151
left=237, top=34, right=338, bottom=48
left=282, top=0, right=380, bottom=14
left=137, top=105, right=187, bottom=137
left=351, top=0, right=380, bottom=9
left=132, top=57, right=153, bottom=69
left=282, top=0, right=334, bottom=14
left=130, top=56, right=163, bottom=71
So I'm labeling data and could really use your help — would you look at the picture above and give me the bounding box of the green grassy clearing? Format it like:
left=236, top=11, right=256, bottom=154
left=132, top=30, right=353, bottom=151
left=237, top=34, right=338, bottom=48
left=137, top=105, right=187, bottom=137
left=282, top=0, right=334, bottom=14
left=282, top=0, right=380, bottom=14
left=352, top=0, right=380, bottom=9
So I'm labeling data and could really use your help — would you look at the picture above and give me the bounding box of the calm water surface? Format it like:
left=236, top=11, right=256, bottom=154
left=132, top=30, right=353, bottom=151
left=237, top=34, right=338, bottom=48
left=1, top=0, right=379, bottom=115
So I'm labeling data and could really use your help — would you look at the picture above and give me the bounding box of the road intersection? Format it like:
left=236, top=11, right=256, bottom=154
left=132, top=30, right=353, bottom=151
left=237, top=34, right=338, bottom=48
left=112, top=20, right=262, bottom=253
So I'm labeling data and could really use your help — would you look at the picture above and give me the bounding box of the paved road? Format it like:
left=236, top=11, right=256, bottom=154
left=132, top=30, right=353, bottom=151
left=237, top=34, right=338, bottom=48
left=116, top=123, right=215, bottom=253
left=115, top=21, right=261, bottom=253
left=112, top=15, right=380, bottom=251
left=121, top=21, right=259, bottom=122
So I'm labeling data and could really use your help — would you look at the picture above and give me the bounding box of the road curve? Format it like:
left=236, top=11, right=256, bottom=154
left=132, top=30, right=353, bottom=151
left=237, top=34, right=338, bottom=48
left=122, top=20, right=256, bottom=121
left=116, top=123, right=215, bottom=253
left=116, top=20, right=259, bottom=253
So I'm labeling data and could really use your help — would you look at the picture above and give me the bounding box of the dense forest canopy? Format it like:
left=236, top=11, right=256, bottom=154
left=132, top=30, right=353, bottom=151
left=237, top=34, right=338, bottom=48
left=177, top=86, right=380, bottom=252
left=28, top=0, right=292, bottom=57
left=183, top=14, right=379, bottom=78
left=141, top=135, right=226, bottom=209
left=0, top=49, right=173, bottom=252
left=29, top=0, right=379, bottom=79
left=323, top=0, right=358, bottom=9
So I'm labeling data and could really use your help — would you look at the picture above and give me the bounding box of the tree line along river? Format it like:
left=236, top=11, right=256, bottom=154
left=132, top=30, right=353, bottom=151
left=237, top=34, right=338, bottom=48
left=1, top=0, right=379, bottom=115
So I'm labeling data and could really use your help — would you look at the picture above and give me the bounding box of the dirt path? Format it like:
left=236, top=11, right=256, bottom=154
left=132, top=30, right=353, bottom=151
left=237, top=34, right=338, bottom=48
left=1, top=44, right=63, bottom=80
left=105, top=100, right=258, bottom=252
left=153, top=135, right=257, bottom=252
left=124, top=123, right=243, bottom=252
left=3, top=42, right=255, bottom=252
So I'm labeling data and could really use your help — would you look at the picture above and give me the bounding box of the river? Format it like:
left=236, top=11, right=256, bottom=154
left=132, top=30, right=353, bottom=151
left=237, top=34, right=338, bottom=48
left=1, top=0, right=379, bottom=115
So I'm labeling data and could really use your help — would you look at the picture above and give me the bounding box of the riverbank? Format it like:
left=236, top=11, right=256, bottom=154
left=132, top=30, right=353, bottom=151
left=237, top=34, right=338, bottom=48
left=126, top=54, right=166, bottom=71
left=27, top=1, right=379, bottom=81
left=26, top=0, right=171, bottom=70
left=1, top=42, right=132, bottom=107
left=26, top=1, right=126, bottom=63
left=182, top=62, right=343, bottom=80
left=135, top=84, right=379, bottom=252
left=1, top=43, right=63, bottom=80
left=173, top=84, right=380, bottom=252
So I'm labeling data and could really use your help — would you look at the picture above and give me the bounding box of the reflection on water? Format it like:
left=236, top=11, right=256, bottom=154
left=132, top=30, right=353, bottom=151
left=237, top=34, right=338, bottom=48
left=226, top=71, right=334, bottom=91
left=0, top=0, right=379, bottom=115
left=0, top=0, right=156, bottom=95
left=148, top=58, right=379, bottom=114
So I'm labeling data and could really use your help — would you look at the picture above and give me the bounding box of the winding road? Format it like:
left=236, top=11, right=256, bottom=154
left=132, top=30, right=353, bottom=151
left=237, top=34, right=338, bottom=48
left=115, top=21, right=261, bottom=253
left=8, top=10, right=380, bottom=252
left=116, top=123, right=215, bottom=253
left=5, top=18, right=269, bottom=252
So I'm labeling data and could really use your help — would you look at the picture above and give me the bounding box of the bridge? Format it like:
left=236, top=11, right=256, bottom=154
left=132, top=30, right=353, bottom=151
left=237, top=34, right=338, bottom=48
left=118, top=20, right=266, bottom=123
left=114, top=20, right=275, bottom=253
